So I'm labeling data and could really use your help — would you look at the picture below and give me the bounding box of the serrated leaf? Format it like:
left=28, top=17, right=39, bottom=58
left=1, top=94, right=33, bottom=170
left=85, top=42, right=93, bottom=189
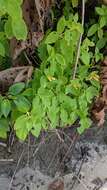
left=9, top=82, right=25, bottom=95
left=45, top=32, right=59, bottom=44
left=1, top=99, right=11, bottom=117
left=14, top=96, right=31, bottom=113
left=57, top=16, right=66, bottom=34
left=87, top=24, right=99, bottom=37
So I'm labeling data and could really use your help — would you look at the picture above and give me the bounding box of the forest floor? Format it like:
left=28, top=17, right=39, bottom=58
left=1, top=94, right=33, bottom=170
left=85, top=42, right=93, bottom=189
left=0, top=121, right=107, bottom=190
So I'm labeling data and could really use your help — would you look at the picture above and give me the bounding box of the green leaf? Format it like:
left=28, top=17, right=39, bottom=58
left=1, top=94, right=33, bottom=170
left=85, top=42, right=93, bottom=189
left=96, top=7, right=106, bottom=16
left=96, top=37, right=107, bottom=50
left=87, top=24, right=99, bottom=37
left=100, top=16, right=107, bottom=28
left=1, top=99, right=11, bottom=117
left=81, top=51, right=90, bottom=65
left=6, top=0, right=22, bottom=19
left=56, top=53, right=66, bottom=66
left=22, top=88, right=33, bottom=97
left=0, top=118, right=9, bottom=138
left=68, top=112, right=77, bottom=124
left=45, top=32, right=59, bottom=44
left=14, top=115, right=29, bottom=140
left=14, top=115, right=27, bottom=130
left=26, top=119, right=33, bottom=132
left=14, top=96, right=31, bottom=113
left=71, top=0, right=78, bottom=7
left=0, top=42, right=5, bottom=56
left=12, top=19, right=28, bottom=40
left=85, top=87, right=98, bottom=103
left=4, top=17, right=13, bottom=39
left=11, top=109, right=22, bottom=122
left=60, top=108, right=68, bottom=124
left=77, top=118, right=92, bottom=134
left=78, top=94, right=87, bottom=110
left=98, top=29, right=103, bottom=39
left=9, top=82, right=25, bottom=95
left=57, top=16, right=66, bottom=34
left=31, top=123, right=42, bottom=137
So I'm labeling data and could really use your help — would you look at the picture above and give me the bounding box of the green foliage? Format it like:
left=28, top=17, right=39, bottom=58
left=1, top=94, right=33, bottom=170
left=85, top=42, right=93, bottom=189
left=0, top=0, right=27, bottom=57
left=0, top=4, right=106, bottom=140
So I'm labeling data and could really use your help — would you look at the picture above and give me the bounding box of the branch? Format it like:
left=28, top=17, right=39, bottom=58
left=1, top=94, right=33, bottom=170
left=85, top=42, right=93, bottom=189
left=72, top=0, right=85, bottom=79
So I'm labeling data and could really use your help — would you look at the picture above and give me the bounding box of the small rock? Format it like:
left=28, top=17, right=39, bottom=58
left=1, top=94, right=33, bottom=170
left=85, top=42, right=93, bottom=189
left=100, top=182, right=107, bottom=190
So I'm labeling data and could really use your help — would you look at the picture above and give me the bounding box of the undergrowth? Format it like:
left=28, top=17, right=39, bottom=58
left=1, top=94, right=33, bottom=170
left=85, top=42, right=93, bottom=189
left=0, top=1, right=107, bottom=140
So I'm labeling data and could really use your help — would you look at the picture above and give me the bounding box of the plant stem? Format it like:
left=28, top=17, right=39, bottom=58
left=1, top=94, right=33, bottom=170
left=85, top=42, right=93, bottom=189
left=72, top=0, right=85, bottom=79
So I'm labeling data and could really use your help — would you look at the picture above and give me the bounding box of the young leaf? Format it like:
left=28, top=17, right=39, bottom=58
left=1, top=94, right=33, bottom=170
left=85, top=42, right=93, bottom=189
left=1, top=99, right=11, bottom=117
left=45, top=32, right=59, bottom=44
left=57, top=16, right=66, bottom=34
left=9, top=82, right=25, bottom=95
left=87, top=24, right=99, bottom=37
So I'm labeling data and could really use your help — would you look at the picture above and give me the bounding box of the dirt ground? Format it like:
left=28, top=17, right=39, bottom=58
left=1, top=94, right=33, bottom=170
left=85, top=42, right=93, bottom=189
left=0, top=122, right=107, bottom=190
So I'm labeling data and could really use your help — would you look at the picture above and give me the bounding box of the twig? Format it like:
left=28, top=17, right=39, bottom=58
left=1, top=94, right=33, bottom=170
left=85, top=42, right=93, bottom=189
left=0, top=142, right=7, bottom=147
left=24, top=52, right=32, bottom=65
left=27, top=135, right=30, bottom=167
left=72, top=0, right=85, bottom=79
left=8, top=149, right=24, bottom=190
left=0, top=159, right=14, bottom=162
left=58, top=132, right=79, bottom=171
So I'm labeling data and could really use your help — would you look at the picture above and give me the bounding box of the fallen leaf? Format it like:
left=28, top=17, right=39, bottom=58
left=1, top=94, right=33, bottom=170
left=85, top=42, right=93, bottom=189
left=48, top=179, right=64, bottom=190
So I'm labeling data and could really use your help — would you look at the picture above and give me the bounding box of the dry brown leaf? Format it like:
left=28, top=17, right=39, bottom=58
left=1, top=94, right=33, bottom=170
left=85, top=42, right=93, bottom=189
left=93, top=109, right=105, bottom=127
left=48, top=179, right=64, bottom=190
left=10, top=0, right=54, bottom=61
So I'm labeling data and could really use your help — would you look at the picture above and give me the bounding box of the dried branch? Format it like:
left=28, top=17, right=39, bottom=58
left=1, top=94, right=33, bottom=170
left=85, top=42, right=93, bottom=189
left=73, top=0, right=85, bottom=79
